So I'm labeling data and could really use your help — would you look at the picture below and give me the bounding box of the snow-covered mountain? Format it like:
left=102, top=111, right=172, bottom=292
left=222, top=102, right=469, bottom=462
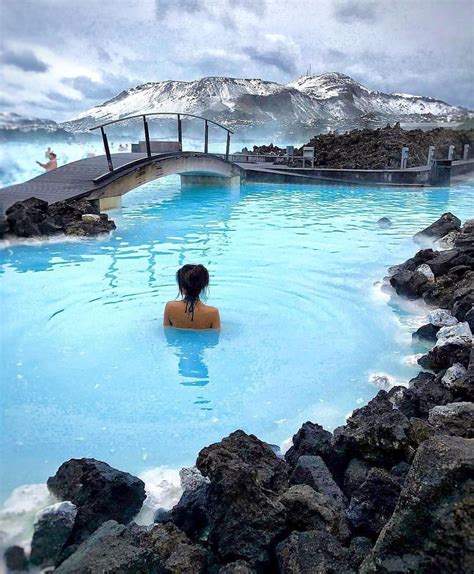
left=60, top=73, right=471, bottom=137
left=0, top=112, right=59, bottom=132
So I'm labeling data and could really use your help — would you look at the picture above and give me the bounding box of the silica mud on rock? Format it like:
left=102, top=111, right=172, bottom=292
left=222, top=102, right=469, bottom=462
left=3, top=213, right=473, bottom=573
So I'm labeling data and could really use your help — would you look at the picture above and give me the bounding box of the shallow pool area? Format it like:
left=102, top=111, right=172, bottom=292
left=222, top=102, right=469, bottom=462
left=1, top=176, right=473, bottom=503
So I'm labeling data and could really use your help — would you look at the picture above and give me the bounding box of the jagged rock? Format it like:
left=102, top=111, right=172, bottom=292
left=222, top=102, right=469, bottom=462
left=442, top=362, right=467, bottom=387
left=197, top=430, right=289, bottom=493
left=168, top=474, right=209, bottom=537
left=47, top=458, right=146, bottom=545
left=136, top=522, right=208, bottom=574
left=396, top=373, right=453, bottom=418
left=346, top=468, right=401, bottom=540
left=412, top=323, right=440, bottom=342
left=3, top=546, right=28, bottom=572
left=436, top=321, right=472, bottom=346
left=389, top=268, right=428, bottom=298
left=418, top=341, right=471, bottom=371
left=285, top=421, right=345, bottom=483
left=82, top=213, right=101, bottom=223
left=435, top=230, right=460, bottom=249
left=280, top=484, right=350, bottom=542
left=425, top=249, right=460, bottom=276
left=334, top=391, right=411, bottom=466
left=276, top=530, right=355, bottom=574
left=413, top=212, right=461, bottom=243
left=361, top=435, right=474, bottom=573
left=348, top=537, right=373, bottom=569
left=219, top=561, right=256, bottom=573
left=196, top=430, right=288, bottom=568
left=64, top=216, right=116, bottom=237
left=389, top=461, right=411, bottom=485
left=428, top=402, right=474, bottom=437
left=428, top=308, right=458, bottom=326
left=0, top=219, right=10, bottom=236
left=465, top=307, right=474, bottom=332
left=30, top=501, right=77, bottom=567
left=406, top=417, right=437, bottom=448
left=54, top=520, right=156, bottom=573
left=343, top=458, right=371, bottom=498
left=5, top=197, right=50, bottom=237
left=289, top=455, right=345, bottom=506
left=4, top=196, right=114, bottom=238
left=395, top=248, right=438, bottom=272
left=415, top=263, right=435, bottom=282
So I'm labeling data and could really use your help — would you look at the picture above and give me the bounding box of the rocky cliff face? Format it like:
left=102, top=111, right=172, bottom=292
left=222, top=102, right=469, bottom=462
left=60, top=72, right=472, bottom=136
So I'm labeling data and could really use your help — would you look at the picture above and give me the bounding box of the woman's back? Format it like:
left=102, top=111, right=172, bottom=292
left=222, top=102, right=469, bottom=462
left=163, top=264, right=220, bottom=330
left=163, top=300, right=220, bottom=330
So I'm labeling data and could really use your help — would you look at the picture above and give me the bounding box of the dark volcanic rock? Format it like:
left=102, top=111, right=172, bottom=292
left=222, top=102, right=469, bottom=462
left=219, top=561, right=256, bottom=573
left=280, top=484, right=350, bottom=542
left=413, top=212, right=461, bottom=243
left=168, top=476, right=210, bottom=538
left=30, top=501, right=77, bottom=568
left=54, top=520, right=155, bottom=574
left=389, top=269, right=428, bottom=298
left=289, top=455, right=345, bottom=506
left=0, top=219, right=10, bottom=236
left=395, top=372, right=453, bottom=419
left=136, top=522, right=208, bottom=573
left=428, top=402, right=474, bottom=437
left=276, top=530, right=356, bottom=574
left=361, top=435, right=474, bottom=573
left=4, top=196, right=114, bottom=238
left=47, top=458, right=146, bottom=545
left=425, top=249, right=461, bottom=276
left=343, top=457, right=372, bottom=497
left=348, top=537, right=373, bottom=570
left=5, top=196, right=50, bottom=237
left=285, top=421, right=345, bottom=483
left=346, top=468, right=401, bottom=540
left=412, top=323, right=440, bottom=342
left=3, top=545, right=28, bottom=572
left=418, top=342, right=472, bottom=371
left=196, top=430, right=288, bottom=569
left=334, top=391, right=411, bottom=466
left=197, top=429, right=289, bottom=493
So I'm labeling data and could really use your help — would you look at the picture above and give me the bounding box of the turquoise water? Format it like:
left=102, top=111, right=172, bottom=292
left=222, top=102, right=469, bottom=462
left=1, top=173, right=473, bottom=502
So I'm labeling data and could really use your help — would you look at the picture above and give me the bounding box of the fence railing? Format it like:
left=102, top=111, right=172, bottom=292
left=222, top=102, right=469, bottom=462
left=90, top=112, right=234, bottom=172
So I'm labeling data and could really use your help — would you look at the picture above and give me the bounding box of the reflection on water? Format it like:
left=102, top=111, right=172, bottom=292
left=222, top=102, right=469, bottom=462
left=165, top=327, right=220, bottom=388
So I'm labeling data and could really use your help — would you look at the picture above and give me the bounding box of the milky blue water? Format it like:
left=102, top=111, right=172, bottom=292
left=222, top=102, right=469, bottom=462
left=0, top=158, right=473, bottom=501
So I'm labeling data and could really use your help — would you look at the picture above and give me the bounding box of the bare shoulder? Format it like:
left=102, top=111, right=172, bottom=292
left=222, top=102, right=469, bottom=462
left=202, top=303, right=219, bottom=315
left=165, top=300, right=181, bottom=309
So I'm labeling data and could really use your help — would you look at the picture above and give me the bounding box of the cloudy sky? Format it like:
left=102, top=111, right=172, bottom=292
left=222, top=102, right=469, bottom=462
left=1, top=0, right=473, bottom=121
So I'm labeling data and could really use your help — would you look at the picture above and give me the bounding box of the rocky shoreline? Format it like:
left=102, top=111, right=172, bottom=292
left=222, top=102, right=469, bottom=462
left=0, top=197, right=116, bottom=239
left=4, top=213, right=473, bottom=573
left=248, top=124, right=474, bottom=169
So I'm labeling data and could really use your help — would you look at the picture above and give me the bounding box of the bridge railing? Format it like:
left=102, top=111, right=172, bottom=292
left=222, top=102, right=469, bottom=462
left=90, top=112, right=234, bottom=172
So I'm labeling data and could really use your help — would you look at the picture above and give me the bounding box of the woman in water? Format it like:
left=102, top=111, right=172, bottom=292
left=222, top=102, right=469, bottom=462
left=163, top=264, right=220, bottom=330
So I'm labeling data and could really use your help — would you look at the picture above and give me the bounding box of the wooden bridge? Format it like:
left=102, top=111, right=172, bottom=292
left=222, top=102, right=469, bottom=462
left=0, top=113, right=241, bottom=213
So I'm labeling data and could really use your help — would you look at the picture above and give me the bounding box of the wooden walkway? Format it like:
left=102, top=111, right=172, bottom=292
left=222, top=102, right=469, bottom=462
left=0, top=153, right=148, bottom=214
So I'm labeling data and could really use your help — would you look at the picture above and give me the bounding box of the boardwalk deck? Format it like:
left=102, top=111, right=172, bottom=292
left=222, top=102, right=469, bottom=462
left=0, top=153, right=147, bottom=214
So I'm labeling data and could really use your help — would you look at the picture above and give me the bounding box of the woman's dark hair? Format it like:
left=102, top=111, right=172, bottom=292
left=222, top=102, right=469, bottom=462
left=176, top=264, right=209, bottom=319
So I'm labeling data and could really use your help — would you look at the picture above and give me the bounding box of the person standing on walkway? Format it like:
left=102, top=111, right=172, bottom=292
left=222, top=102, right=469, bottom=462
left=37, top=152, right=58, bottom=171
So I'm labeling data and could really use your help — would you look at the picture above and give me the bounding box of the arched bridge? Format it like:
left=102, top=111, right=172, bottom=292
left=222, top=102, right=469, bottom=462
left=0, top=113, right=242, bottom=213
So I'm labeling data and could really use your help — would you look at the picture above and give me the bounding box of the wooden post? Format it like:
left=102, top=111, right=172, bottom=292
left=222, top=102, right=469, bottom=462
left=463, top=144, right=470, bottom=161
left=177, top=114, right=182, bottom=148
left=204, top=120, right=209, bottom=154
left=101, top=127, right=113, bottom=172
left=225, top=131, right=230, bottom=160
left=427, top=146, right=435, bottom=166
left=143, top=115, right=151, bottom=157
left=448, top=145, right=455, bottom=160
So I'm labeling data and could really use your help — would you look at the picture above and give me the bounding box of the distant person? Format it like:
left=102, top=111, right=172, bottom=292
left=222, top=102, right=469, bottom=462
left=36, top=152, right=57, bottom=172
left=44, top=146, right=52, bottom=158
left=163, top=264, right=220, bottom=330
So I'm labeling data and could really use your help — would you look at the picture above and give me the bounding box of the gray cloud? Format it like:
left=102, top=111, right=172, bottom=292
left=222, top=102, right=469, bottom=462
left=63, top=74, right=130, bottom=101
left=0, top=96, right=15, bottom=108
left=333, top=0, right=380, bottom=23
left=243, top=47, right=297, bottom=75
left=0, top=48, right=49, bottom=72
left=155, top=0, right=204, bottom=18
left=46, top=91, right=77, bottom=104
